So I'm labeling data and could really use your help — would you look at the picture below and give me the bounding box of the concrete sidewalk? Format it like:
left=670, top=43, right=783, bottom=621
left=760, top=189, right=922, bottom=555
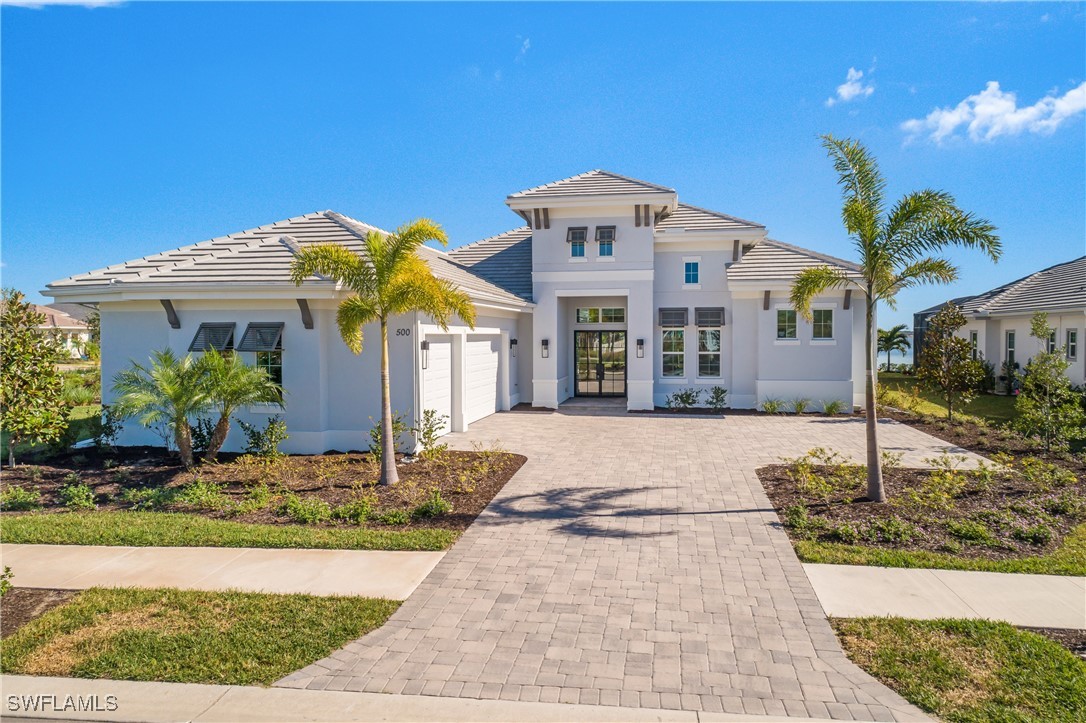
left=804, top=564, right=1086, bottom=629
left=0, top=675, right=850, bottom=722
left=0, top=544, right=444, bottom=599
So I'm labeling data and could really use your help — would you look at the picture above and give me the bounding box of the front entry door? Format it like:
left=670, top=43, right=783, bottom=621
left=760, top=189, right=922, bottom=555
left=575, top=331, right=626, bottom=397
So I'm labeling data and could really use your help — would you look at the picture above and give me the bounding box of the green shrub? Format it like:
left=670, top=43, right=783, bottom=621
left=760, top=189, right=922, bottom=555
left=332, top=492, right=378, bottom=525
left=1012, top=524, right=1053, bottom=546
left=781, top=504, right=826, bottom=540
left=176, top=478, right=231, bottom=511
left=821, top=399, right=846, bottom=416
left=119, top=486, right=178, bottom=511
left=946, top=519, right=997, bottom=545
left=829, top=523, right=859, bottom=544
left=368, top=412, right=408, bottom=460
left=705, top=386, right=728, bottom=413
left=0, top=485, right=42, bottom=511
left=413, top=409, right=449, bottom=461
left=761, top=398, right=784, bottom=414
left=412, top=489, right=452, bottom=519
left=1043, top=492, right=1086, bottom=519
left=862, top=517, right=918, bottom=544
left=25, top=466, right=42, bottom=482
left=190, top=416, right=216, bottom=455
left=665, top=388, right=700, bottom=410
left=375, top=509, right=410, bottom=526
left=279, top=494, right=331, bottom=524
left=233, top=484, right=273, bottom=515
left=238, top=416, right=289, bottom=458
left=0, top=567, right=12, bottom=597
left=59, top=481, right=96, bottom=511
left=880, top=451, right=904, bottom=472
left=790, top=398, right=811, bottom=415
left=1017, top=457, right=1076, bottom=493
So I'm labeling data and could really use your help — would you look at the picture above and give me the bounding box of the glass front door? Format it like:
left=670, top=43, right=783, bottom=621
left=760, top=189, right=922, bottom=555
left=575, top=331, right=626, bottom=397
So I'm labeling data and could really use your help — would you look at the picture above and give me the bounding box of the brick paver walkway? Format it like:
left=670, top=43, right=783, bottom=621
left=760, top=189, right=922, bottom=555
left=280, top=412, right=966, bottom=721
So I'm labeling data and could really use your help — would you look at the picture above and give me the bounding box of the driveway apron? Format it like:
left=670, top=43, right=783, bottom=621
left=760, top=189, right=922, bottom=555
left=279, top=413, right=956, bottom=721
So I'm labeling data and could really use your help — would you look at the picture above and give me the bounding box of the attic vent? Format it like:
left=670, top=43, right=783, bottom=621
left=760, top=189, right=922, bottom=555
left=695, top=308, right=725, bottom=327
left=658, top=308, right=688, bottom=328
left=237, top=323, right=284, bottom=352
left=189, top=323, right=235, bottom=352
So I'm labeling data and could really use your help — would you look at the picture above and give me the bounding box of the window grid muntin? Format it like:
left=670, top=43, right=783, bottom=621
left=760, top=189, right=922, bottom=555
left=684, top=262, right=699, bottom=285
left=776, top=309, right=797, bottom=339
left=662, top=329, right=684, bottom=377
left=812, top=309, right=833, bottom=339
left=698, top=329, right=721, bottom=377
left=1068, top=329, right=1078, bottom=360
left=256, top=350, right=283, bottom=389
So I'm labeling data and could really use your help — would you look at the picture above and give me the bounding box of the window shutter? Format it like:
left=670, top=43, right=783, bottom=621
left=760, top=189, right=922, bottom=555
left=595, top=226, right=616, bottom=242
left=695, top=308, right=725, bottom=327
left=237, top=323, right=284, bottom=352
left=189, top=323, right=236, bottom=352
left=658, top=308, right=688, bottom=327
left=566, top=227, right=587, bottom=243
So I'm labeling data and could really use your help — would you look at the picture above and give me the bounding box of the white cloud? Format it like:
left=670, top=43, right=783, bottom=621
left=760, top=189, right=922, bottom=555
left=493, top=70, right=503, bottom=82
left=1041, top=13, right=1051, bottom=23
left=0, top=0, right=122, bottom=7
left=515, top=36, right=531, bottom=63
left=901, top=81, right=1086, bottom=143
left=826, top=67, right=875, bottom=107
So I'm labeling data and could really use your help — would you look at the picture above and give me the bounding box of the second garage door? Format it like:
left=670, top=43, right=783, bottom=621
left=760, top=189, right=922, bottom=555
left=421, top=336, right=452, bottom=435
left=464, top=335, right=499, bottom=425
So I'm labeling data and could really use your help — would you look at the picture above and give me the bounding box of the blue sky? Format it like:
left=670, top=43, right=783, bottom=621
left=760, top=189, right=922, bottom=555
left=2, top=1, right=1084, bottom=330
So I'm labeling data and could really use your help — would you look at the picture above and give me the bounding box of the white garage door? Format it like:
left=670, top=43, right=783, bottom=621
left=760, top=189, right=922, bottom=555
left=465, top=335, right=500, bottom=425
left=421, top=336, right=452, bottom=435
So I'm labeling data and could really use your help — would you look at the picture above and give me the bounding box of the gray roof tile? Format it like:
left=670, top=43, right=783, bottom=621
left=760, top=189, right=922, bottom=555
left=726, top=239, right=862, bottom=282
left=656, top=202, right=765, bottom=232
left=951, top=256, right=1085, bottom=316
left=508, top=169, right=675, bottom=200
left=447, top=227, right=533, bottom=301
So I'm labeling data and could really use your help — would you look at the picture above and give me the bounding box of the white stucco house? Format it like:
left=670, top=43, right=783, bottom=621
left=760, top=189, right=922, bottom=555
left=34, top=304, right=91, bottom=359
left=45, top=170, right=866, bottom=454
left=913, top=256, right=1086, bottom=387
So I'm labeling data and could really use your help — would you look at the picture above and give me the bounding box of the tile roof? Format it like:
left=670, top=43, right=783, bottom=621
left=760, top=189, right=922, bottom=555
left=447, top=227, right=533, bottom=301
left=949, top=256, right=1085, bottom=316
left=655, top=202, right=765, bottom=232
left=726, top=239, right=862, bottom=283
left=32, top=304, right=88, bottom=330
left=47, top=211, right=529, bottom=307
left=508, top=169, right=675, bottom=200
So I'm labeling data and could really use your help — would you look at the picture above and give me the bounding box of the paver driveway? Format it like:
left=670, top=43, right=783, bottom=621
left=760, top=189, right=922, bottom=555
left=280, top=411, right=967, bottom=721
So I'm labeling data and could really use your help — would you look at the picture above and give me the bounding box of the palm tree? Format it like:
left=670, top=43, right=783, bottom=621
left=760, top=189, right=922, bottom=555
left=877, top=324, right=911, bottom=372
left=290, top=219, right=475, bottom=485
left=111, top=348, right=209, bottom=468
left=790, top=135, right=1000, bottom=502
left=198, top=350, right=283, bottom=463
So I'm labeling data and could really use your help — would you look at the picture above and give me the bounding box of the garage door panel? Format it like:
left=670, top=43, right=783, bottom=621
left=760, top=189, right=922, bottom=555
left=465, top=336, right=499, bottom=425
left=422, top=337, right=452, bottom=435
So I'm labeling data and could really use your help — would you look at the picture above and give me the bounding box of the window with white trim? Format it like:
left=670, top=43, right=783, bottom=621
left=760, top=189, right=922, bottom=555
left=812, top=309, right=833, bottom=340
left=698, top=329, right=721, bottom=377
left=1047, top=330, right=1057, bottom=354
left=596, top=226, right=615, bottom=257
left=238, top=323, right=285, bottom=390
left=662, top=330, right=684, bottom=377
left=567, top=227, right=586, bottom=258
left=970, top=330, right=979, bottom=360
left=1006, top=330, right=1016, bottom=368
left=684, top=261, right=699, bottom=285
left=601, top=307, right=624, bottom=323
left=1067, top=329, right=1078, bottom=361
left=576, top=308, right=599, bottom=323
left=776, top=309, right=797, bottom=339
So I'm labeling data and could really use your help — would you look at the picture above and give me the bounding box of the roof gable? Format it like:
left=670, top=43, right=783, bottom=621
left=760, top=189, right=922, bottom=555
left=448, top=228, right=533, bottom=301
left=726, top=239, right=861, bottom=283
left=959, top=256, right=1086, bottom=316
left=508, top=169, right=675, bottom=200
left=655, top=202, right=765, bottom=232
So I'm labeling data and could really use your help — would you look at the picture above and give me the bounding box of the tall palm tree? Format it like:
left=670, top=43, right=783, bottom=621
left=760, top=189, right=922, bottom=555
left=198, top=350, right=283, bottom=463
left=290, top=219, right=475, bottom=485
left=791, top=135, right=1000, bottom=502
left=111, top=348, right=209, bottom=468
left=877, top=324, right=911, bottom=371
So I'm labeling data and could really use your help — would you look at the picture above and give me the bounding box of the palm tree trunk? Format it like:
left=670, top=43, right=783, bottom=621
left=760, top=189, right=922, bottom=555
left=864, top=296, right=885, bottom=502
left=378, top=318, right=399, bottom=486
left=886, top=349, right=891, bottom=372
left=175, top=420, right=195, bottom=468
left=203, top=414, right=231, bottom=463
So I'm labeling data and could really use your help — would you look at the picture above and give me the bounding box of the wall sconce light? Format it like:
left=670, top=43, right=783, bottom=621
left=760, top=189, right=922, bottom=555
left=510, top=338, right=518, bottom=357
left=541, top=339, right=550, bottom=358
left=420, top=339, right=430, bottom=369
left=636, top=338, right=645, bottom=358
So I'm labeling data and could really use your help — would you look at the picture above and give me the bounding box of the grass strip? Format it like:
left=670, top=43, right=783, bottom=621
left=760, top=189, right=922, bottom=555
left=1, top=511, right=458, bottom=551
left=833, top=617, right=1086, bottom=722
left=0, top=587, right=399, bottom=686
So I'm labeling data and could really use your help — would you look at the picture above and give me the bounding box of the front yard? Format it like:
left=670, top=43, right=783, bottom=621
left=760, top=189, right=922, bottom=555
left=0, top=587, right=398, bottom=686
left=1, top=444, right=525, bottom=550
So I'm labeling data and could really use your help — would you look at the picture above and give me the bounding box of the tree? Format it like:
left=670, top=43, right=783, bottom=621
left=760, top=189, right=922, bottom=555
left=790, top=135, right=1001, bottom=502
left=1013, top=312, right=1085, bottom=451
left=916, top=304, right=982, bottom=421
left=877, top=324, right=911, bottom=372
left=198, top=350, right=283, bottom=463
left=0, top=289, right=69, bottom=467
left=111, top=348, right=209, bottom=468
left=290, top=219, right=476, bottom=485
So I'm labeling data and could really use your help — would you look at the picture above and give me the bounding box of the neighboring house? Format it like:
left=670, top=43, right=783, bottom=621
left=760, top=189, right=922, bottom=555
left=33, top=304, right=90, bottom=359
left=46, top=170, right=865, bottom=454
left=913, top=256, right=1086, bottom=386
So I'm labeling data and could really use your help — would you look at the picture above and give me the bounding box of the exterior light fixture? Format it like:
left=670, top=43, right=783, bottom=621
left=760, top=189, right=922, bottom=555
left=541, top=338, right=550, bottom=358
left=636, top=338, right=645, bottom=358
left=420, top=339, right=430, bottom=369
left=510, top=338, right=518, bottom=357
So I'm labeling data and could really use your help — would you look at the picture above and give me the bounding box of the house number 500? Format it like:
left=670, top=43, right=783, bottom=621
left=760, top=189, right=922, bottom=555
left=395, top=328, right=411, bottom=336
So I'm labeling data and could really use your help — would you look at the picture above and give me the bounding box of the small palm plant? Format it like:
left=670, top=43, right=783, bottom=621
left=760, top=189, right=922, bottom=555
left=111, top=348, right=209, bottom=468
left=290, top=219, right=475, bottom=485
left=877, top=323, right=911, bottom=372
left=790, top=135, right=1000, bottom=502
left=198, top=350, right=283, bottom=463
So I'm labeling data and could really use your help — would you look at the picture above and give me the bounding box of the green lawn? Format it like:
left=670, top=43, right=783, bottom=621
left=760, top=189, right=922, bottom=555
left=1, top=404, right=100, bottom=462
left=833, top=617, right=1086, bottom=723
left=796, top=523, right=1086, bottom=576
left=0, top=587, right=399, bottom=685
left=879, top=372, right=1017, bottom=424
left=1, top=511, right=459, bottom=551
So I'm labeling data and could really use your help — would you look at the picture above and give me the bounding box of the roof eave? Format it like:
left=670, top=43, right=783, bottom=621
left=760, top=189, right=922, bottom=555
left=654, top=228, right=767, bottom=243
left=505, top=192, right=677, bottom=211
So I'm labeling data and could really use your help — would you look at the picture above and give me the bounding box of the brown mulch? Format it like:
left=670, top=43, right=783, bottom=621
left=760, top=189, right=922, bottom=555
left=1024, top=627, right=1086, bottom=660
left=1, top=588, right=76, bottom=638
left=758, top=459, right=1085, bottom=561
left=0, top=446, right=526, bottom=532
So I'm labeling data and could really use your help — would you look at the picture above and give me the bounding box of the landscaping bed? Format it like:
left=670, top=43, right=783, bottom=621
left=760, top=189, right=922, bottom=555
left=833, top=617, right=1086, bottom=723
left=1, top=445, right=525, bottom=549
left=1, top=588, right=75, bottom=638
left=0, top=587, right=399, bottom=685
left=759, top=447, right=1086, bottom=575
